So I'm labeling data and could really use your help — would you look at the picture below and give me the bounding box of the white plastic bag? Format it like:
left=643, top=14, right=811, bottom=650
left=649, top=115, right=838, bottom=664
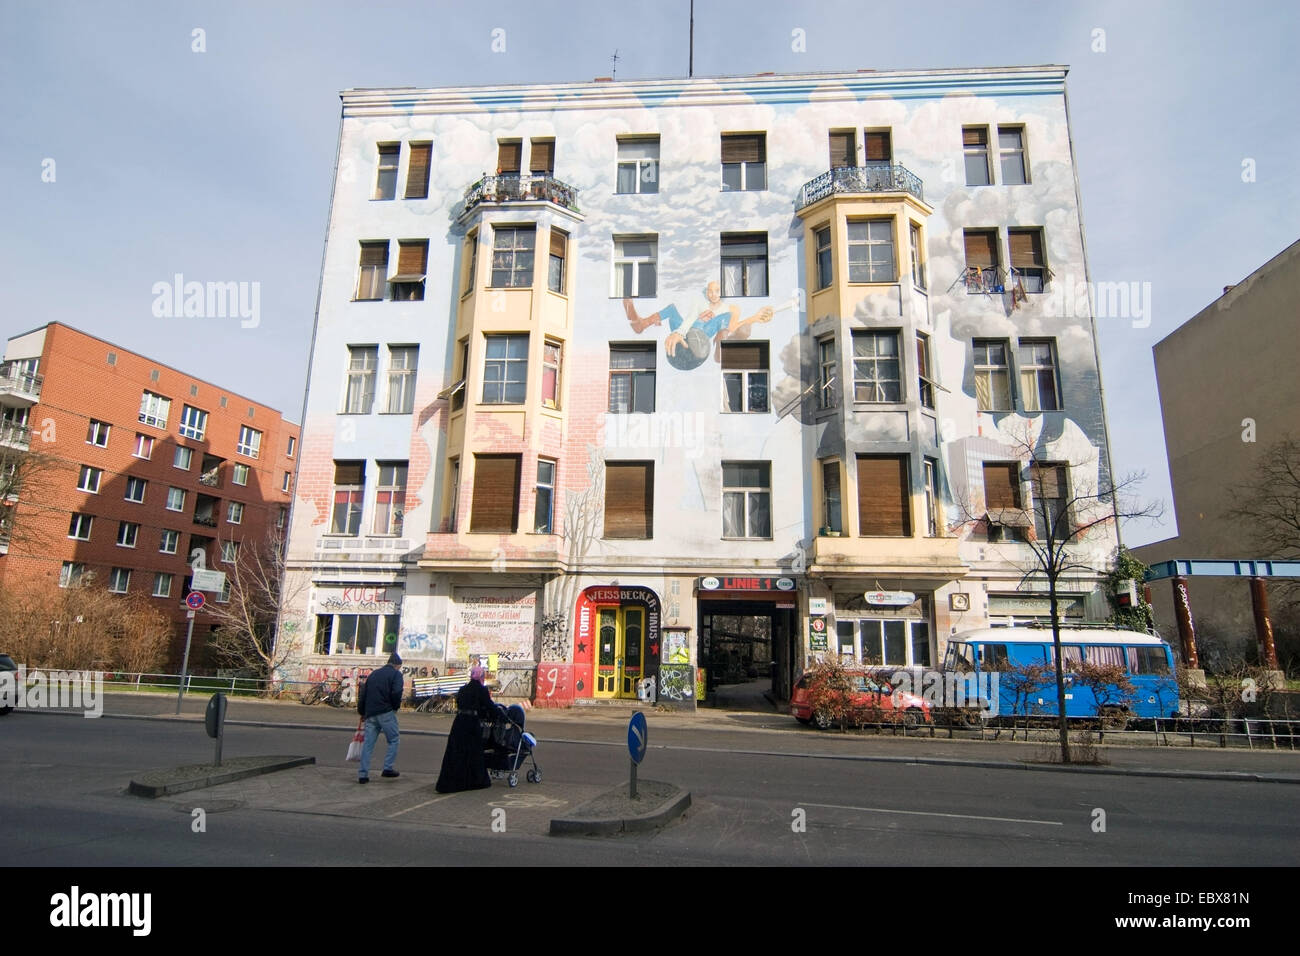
left=346, top=720, right=364, bottom=762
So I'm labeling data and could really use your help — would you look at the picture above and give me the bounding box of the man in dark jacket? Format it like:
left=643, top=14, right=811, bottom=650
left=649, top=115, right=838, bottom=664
left=356, top=653, right=404, bottom=783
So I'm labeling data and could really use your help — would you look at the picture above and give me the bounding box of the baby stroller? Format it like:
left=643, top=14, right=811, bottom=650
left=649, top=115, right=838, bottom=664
left=483, top=703, right=541, bottom=787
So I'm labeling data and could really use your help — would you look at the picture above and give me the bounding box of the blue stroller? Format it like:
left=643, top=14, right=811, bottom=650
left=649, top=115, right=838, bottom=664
left=483, top=703, right=541, bottom=787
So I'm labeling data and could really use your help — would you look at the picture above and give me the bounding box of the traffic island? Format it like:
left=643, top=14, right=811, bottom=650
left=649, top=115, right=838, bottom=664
left=549, top=780, right=690, bottom=836
left=128, top=755, right=315, bottom=797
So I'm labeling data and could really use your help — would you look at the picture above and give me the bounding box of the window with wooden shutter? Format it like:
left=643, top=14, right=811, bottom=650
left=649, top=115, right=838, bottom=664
left=357, top=242, right=388, bottom=300
left=963, top=126, right=991, bottom=186
left=864, top=129, right=892, bottom=163
left=982, top=462, right=1021, bottom=512
left=394, top=241, right=427, bottom=277
left=721, top=134, right=766, bottom=191
left=548, top=228, right=567, bottom=294
left=469, top=455, right=520, bottom=533
left=721, top=134, right=765, bottom=163
left=405, top=143, right=431, bottom=199
left=497, top=140, right=521, bottom=174
left=1008, top=228, right=1045, bottom=293
left=529, top=139, right=555, bottom=175
left=857, top=455, right=911, bottom=537
left=964, top=230, right=997, bottom=269
left=829, top=131, right=855, bottom=169
left=604, top=461, right=653, bottom=539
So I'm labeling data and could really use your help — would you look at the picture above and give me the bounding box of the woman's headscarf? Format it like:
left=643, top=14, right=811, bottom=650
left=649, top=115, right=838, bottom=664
left=470, top=665, right=486, bottom=684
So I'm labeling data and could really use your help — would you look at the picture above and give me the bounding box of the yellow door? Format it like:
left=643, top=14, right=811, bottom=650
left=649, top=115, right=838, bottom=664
left=621, top=607, right=645, bottom=697
left=595, top=606, right=647, bottom=699
left=595, top=608, right=618, bottom=697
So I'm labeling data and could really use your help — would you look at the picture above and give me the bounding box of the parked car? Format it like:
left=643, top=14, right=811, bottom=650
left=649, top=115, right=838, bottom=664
left=791, top=669, right=932, bottom=729
left=0, top=654, right=17, bottom=716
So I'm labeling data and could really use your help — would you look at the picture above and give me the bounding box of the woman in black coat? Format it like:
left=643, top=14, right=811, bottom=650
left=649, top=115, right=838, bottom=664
left=435, top=666, right=494, bottom=793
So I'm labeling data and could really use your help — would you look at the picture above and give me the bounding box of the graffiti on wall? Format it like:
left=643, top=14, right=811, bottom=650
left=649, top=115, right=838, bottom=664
left=656, top=665, right=695, bottom=701
left=496, top=665, right=536, bottom=699
left=399, top=630, right=445, bottom=658
left=532, top=664, right=575, bottom=707
left=452, top=588, right=537, bottom=661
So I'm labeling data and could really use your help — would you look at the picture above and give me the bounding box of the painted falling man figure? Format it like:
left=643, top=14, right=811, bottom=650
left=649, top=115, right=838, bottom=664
left=623, top=280, right=781, bottom=370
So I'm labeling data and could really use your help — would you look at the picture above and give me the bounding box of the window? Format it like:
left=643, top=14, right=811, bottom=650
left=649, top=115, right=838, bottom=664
left=221, top=540, right=238, bottom=563
left=852, top=331, right=901, bottom=403
left=108, top=568, right=130, bottom=594
left=854, top=619, right=929, bottom=668
left=963, top=126, right=991, bottom=186
left=227, top=501, right=244, bottom=524
left=998, top=126, right=1028, bottom=185
left=166, top=487, right=186, bottom=512
left=237, top=425, right=262, bottom=458
left=344, top=346, right=378, bottom=414
left=282, top=472, right=291, bottom=493
left=116, top=521, right=139, bottom=548
left=356, top=242, right=389, bottom=301
left=277, top=507, right=287, bottom=530
left=814, top=225, right=832, bottom=290
left=857, top=455, right=911, bottom=537
left=820, top=460, right=842, bottom=534
left=617, top=136, right=659, bottom=194
left=1018, top=339, right=1060, bottom=411
left=124, top=477, right=147, bottom=503
left=497, top=139, right=521, bottom=175
left=139, top=391, right=170, bottom=428
left=613, top=236, right=657, bottom=298
left=179, top=404, right=208, bottom=441
left=217, top=578, right=232, bottom=604
left=829, top=130, right=855, bottom=169
left=68, top=514, right=92, bottom=540
left=444, top=457, right=461, bottom=532
left=1128, top=645, right=1170, bottom=675
left=150, top=572, right=173, bottom=599
left=721, top=342, right=769, bottom=413
left=59, top=562, right=87, bottom=588
left=286, top=436, right=296, bottom=458
left=232, top=463, right=249, bottom=486
left=194, top=494, right=219, bottom=527
left=463, top=232, right=479, bottom=295
left=133, top=433, right=154, bottom=459
left=1029, top=463, right=1068, bottom=541
left=604, top=461, right=653, bottom=538
left=77, top=465, right=102, bottom=493
left=490, top=226, right=536, bottom=288
left=548, top=228, right=568, bottom=294
left=529, top=138, right=555, bottom=176
left=470, top=454, right=521, bottom=533
left=864, top=128, right=892, bottom=165
left=721, top=133, right=766, bottom=191
left=720, top=233, right=768, bottom=297
left=609, top=345, right=656, bottom=413
left=405, top=142, right=431, bottom=199
left=983, top=462, right=1028, bottom=542
left=199, top=453, right=223, bottom=488
left=373, top=462, right=407, bottom=535
left=542, top=340, right=562, bottom=409
left=924, top=457, right=940, bottom=537
left=86, top=420, right=110, bottom=447
left=174, top=446, right=192, bottom=470
left=534, top=459, right=556, bottom=533
left=160, top=529, right=179, bottom=554
left=390, top=241, right=428, bottom=301
left=909, top=222, right=926, bottom=290
left=1009, top=229, right=1046, bottom=293
left=818, top=337, right=837, bottom=409
left=331, top=461, right=365, bottom=536
left=722, top=462, right=771, bottom=538
left=973, top=340, right=1013, bottom=411
left=964, top=229, right=1000, bottom=293
left=916, top=332, right=935, bottom=410
left=482, top=334, right=529, bottom=404
left=373, top=143, right=399, bottom=200
left=386, top=346, right=418, bottom=414
left=450, top=340, right=469, bottom=413
left=847, top=220, right=894, bottom=283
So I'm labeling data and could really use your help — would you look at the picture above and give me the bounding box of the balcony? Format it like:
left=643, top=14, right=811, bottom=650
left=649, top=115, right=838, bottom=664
left=0, top=363, right=43, bottom=406
left=0, top=421, right=31, bottom=450
left=795, top=164, right=924, bottom=212
left=462, top=173, right=579, bottom=216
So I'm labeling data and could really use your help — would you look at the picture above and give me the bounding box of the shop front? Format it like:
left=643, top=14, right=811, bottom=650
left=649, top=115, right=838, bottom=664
left=696, top=575, right=798, bottom=703
left=573, top=585, right=662, bottom=702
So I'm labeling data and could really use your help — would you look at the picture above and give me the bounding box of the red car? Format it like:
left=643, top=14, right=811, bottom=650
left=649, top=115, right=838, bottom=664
left=791, top=670, right=931, bottom=729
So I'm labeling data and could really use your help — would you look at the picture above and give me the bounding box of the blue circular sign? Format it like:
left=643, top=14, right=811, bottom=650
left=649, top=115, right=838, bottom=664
left=627, top=711, right=648, bottom=764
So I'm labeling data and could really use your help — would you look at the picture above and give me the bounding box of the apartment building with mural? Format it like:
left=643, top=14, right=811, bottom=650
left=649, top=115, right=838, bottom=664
left=280, top=66, right=1119, bottom=707
left=0, top=323, right=299, bottom=667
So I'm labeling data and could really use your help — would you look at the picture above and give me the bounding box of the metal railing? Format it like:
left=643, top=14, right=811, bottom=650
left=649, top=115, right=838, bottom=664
left=0, top=364, right=43, bottom=398
left=0, top=421, right=31, bottom=446
left=462, top=172, right=580, bottom=213
left=795, top=163, right=925, bottom=210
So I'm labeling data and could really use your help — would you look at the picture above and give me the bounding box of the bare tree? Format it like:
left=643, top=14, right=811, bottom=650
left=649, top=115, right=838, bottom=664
left=951, top=421, right=1161, bottom=762
left=1226, top=436, right=1300, bottom=605
left=0, top=437, right=72, bottom=556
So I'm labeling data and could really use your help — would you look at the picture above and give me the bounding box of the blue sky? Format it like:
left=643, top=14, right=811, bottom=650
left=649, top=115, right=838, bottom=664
left=2, top=0, right=1297, bottom=547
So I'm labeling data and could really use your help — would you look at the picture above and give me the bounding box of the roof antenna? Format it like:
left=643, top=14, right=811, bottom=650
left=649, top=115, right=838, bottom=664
left=610, top=49, right=620, bottom=80
left=689, top=0, right=694, bottom=77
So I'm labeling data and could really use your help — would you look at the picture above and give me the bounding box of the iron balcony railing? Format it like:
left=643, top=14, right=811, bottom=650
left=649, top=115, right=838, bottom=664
left=0, top=421, right=31, bottom=447
left=795, top=163, right=925, bottom=211
left=0, top=363, right=43, bottom=399
left=463, top=172, right=579, bottom=214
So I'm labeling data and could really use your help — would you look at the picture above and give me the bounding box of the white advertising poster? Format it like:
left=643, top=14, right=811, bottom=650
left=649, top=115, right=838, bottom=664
left=451, top=588, right=537, bottom=662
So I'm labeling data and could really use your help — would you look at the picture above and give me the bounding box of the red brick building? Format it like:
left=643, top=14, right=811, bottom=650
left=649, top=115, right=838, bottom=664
left=0, top=323, right=299, bottom=668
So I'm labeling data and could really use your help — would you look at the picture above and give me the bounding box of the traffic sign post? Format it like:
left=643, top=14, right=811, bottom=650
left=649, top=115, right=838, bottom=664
left=627, top=711, right=648, bottom=799
left=175, top=591, right=207, bottom=714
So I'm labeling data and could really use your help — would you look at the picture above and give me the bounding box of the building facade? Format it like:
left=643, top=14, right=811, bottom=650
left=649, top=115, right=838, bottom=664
left=1134, top=238, right=1300, bottom=660
left=0, top=323, right=299, bottom=667
left=281, top=67, right=1119, bottom=706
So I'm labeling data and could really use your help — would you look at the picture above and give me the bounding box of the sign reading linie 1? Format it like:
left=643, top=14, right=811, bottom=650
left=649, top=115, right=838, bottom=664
left=864, top=590, right=916, bottom=607
left=699, top=576, right=796, bottom=592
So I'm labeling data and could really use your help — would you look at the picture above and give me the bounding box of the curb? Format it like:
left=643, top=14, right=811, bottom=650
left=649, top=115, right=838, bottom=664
left=128, top=756, right=315, bottom=797
left=550, top=785, right=692, bottom=836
